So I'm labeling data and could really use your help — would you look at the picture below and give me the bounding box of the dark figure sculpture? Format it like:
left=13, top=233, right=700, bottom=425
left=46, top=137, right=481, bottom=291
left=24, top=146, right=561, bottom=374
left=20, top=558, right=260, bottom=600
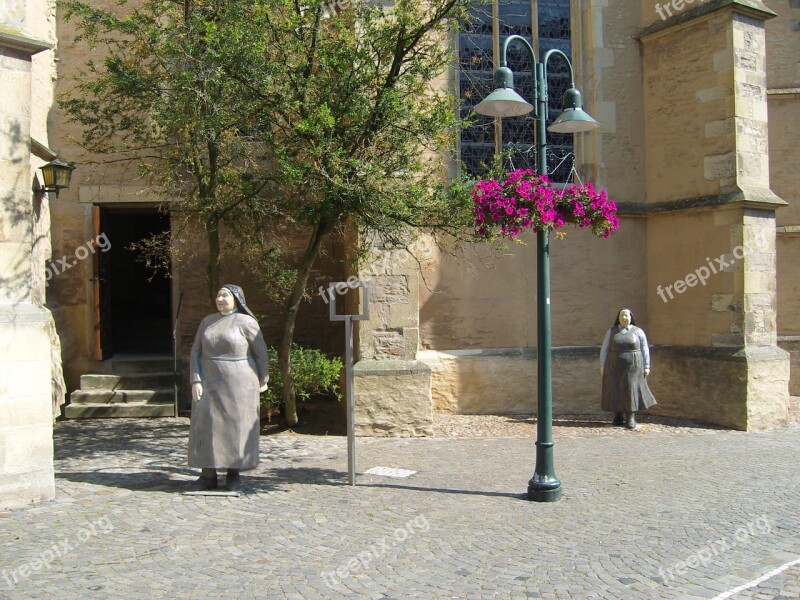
left=189, top=285, right=269, bottom=491
left=600, top=308, right=656, bottom=430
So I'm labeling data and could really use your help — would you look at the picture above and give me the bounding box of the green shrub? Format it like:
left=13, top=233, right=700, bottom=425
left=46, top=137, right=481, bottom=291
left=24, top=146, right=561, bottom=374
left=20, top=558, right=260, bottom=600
left=260, top=345, right=343, bottom=409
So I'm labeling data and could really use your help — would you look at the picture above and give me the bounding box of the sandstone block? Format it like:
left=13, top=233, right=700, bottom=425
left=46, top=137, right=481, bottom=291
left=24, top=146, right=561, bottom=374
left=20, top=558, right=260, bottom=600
left=353, top=360, right=432, bottom=436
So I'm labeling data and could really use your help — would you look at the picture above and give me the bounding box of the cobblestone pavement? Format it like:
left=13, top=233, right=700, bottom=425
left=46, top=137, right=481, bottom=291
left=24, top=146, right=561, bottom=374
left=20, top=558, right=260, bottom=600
left=0, top=418, right=798, bottom=599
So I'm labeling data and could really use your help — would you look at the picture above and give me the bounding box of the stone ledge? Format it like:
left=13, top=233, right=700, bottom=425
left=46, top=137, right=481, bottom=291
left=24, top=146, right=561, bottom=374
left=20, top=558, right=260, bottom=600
left=777, top=226, right=800, bottom=237
left=0, top=26, right=51, bottom=55
left=639, top=0, right=777, bottom=41
left=652, top=344, right=789, bottom=362
left=617, top=186, right=786, bottom=216
left=768, top=88, right=800, bottom=97
left=353, top=359, right=431, bottom=377
left=78, top=184, right=162, bottom=205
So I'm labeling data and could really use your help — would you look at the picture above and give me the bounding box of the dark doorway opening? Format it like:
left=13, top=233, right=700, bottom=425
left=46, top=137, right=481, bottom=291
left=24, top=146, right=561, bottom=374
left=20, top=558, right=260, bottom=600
left=98, top=207, right=171, bottom=355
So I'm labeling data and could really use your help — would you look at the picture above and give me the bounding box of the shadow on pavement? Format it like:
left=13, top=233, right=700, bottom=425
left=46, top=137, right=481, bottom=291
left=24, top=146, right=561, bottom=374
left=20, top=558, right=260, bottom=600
left=56, top=466, right=351, bottom=494
left=358, top=482, right=527, bottom=501
left=56, top=465, right=528, bottom=501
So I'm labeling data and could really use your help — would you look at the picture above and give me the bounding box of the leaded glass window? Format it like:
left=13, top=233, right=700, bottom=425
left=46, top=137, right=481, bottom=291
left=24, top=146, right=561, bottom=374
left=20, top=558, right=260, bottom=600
left=458, top=0, right=574, bottom=183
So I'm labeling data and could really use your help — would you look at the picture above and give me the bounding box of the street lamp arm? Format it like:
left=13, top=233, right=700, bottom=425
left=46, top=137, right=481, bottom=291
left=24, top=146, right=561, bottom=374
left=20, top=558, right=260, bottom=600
left=540, top=49, right=576, bottom=123
left=542, top=48, right=577, bottom=86
left=498, top=35, right=540, bottom=119
left=499, top=34, right=539, bottom=67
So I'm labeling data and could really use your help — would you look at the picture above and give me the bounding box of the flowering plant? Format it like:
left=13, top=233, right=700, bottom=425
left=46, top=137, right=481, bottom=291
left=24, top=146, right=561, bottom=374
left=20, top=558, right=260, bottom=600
left=472, top=169, right=619, bottom=240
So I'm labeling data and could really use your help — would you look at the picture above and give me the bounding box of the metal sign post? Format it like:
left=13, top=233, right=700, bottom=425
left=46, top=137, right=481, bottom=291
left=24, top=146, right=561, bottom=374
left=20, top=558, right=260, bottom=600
left=328, top=281, right=369, bottom=486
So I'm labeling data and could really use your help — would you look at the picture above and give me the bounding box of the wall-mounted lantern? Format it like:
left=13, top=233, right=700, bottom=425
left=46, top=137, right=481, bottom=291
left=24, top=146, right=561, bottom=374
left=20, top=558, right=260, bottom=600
left=39, top=159, right=76, bottom=197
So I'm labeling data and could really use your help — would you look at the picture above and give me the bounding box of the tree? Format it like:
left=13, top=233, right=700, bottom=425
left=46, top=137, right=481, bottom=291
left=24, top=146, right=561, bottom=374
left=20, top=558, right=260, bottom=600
left=62, top=0, right=476, bottom=426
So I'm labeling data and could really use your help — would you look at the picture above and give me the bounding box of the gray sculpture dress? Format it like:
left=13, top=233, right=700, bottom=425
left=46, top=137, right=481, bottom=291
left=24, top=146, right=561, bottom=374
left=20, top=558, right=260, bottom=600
left=600, top=325, right=657, bottom=413
left=188, top=312, right=269, bottom=470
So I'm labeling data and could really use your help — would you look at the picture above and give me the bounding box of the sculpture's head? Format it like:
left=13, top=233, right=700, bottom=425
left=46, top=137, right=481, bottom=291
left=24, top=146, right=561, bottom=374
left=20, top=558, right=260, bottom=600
left=217, top=284, right=257, bottom=320
left=614, top=308, right=635, bottom=328
left=215, top=287, right=236, bottom=314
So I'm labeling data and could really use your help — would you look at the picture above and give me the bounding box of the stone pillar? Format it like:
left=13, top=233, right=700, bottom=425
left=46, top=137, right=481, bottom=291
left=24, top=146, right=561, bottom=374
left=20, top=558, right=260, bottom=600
left=640, top=0, right=789, bottom=430
left=0, top=26, right=56, bottom=507
left=352, top=238, right=433, bottom=436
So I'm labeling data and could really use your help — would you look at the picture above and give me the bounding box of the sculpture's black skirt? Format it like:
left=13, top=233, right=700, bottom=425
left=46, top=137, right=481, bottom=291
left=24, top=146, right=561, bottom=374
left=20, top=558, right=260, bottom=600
left=601, top=327, right=657, bottom=413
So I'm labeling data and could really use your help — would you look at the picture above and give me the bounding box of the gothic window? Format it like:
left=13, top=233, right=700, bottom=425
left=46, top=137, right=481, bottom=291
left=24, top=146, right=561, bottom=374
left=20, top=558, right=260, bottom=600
left=458, top=0, right=574, bottom=182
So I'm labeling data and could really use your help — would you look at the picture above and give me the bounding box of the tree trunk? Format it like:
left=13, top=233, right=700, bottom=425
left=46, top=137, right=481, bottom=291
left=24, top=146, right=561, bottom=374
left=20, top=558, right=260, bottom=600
left=205, top=216, right=221, bottom=303
left=279, top=219, right=332, bottom=426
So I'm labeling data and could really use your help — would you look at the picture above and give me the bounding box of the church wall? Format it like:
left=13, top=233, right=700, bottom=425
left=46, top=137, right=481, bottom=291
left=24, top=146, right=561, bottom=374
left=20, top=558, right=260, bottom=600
left=0, top=0, right=58, bottom=507
left=419, top=0, right=650, bottom=416
left=44, top=0, right=798, bottom=429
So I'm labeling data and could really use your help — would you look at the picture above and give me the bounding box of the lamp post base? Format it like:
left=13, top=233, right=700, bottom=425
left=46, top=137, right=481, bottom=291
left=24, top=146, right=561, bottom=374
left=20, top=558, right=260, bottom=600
left=527, top=475, right=562, bottom=502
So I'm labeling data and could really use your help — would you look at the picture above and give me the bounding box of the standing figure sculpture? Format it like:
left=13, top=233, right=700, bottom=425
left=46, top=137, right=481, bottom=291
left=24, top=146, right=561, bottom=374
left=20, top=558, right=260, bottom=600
left=189, top=285, right=269, bottom=491
left=600, top=308, right=657, bottom=430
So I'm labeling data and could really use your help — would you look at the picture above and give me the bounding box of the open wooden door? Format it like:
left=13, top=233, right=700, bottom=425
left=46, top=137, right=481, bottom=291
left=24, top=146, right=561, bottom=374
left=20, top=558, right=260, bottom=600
left=92, top=206, right=113, bottom=360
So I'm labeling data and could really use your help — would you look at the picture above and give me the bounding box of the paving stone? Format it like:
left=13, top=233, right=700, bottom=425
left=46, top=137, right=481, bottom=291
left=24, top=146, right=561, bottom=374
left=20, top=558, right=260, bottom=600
left=0, top=418, right=798, bottom=599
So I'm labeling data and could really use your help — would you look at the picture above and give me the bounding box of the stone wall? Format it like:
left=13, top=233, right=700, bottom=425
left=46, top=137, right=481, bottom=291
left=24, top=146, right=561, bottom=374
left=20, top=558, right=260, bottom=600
left=421, top=348, right=601, bottom=416
left=415, top=0, right=792, bottom=431
left=421, top=0, right=651, bottom=352
left=765, top=1, right=800, bottom=338
left=0, top=0, right=58, bottom=507
left=640, top=1, right=790, bottom=429
left=419, top=222, right=650, bottom=350
left=648, top=345, right=789, bottom=429
left=44, top=0, right=799, bottom=438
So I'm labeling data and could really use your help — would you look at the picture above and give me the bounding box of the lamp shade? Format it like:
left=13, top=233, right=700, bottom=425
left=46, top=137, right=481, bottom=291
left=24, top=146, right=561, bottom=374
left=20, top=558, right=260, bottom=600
left=40, top=159, right=76, bottom=194
left=547, top=86, right=599, bottom=133
left=474, top=67, right=534, bottom=118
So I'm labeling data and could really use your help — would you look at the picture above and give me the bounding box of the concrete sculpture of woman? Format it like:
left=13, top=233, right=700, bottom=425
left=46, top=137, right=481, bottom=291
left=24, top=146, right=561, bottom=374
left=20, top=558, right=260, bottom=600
left=189, top=285, right=269, bottom=491
left=600, top=308, right=657, bottom=430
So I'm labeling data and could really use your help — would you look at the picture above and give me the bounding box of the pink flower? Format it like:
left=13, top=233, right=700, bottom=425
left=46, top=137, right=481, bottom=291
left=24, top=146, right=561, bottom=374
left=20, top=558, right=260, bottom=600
left=471, top=169, right=619, bottom=240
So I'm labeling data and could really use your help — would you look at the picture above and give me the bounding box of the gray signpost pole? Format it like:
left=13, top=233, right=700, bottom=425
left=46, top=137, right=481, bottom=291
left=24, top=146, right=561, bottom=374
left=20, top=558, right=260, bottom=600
left=344, top=314, right=355, bottom=485
left=328, top=282, right=369, bottom=486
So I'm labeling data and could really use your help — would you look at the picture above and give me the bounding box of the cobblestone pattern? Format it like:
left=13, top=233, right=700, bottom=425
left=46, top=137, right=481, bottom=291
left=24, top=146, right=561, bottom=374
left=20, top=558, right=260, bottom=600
left=0, top=418, right=797, bottom=599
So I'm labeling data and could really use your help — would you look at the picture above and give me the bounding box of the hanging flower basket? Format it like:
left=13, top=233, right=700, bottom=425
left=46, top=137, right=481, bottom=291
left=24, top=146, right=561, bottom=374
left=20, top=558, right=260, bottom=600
left=472, top=169, right=620, bottom=240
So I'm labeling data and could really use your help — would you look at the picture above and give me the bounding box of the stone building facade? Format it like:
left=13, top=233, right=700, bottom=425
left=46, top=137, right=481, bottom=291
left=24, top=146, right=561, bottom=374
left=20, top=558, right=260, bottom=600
left=3, top=0, right=795, bottom=507
left=359, top=0, right=796, bottom=433
left=0, top=0, right=61, bottom=508
left=48, top=0, right=797, bottom=432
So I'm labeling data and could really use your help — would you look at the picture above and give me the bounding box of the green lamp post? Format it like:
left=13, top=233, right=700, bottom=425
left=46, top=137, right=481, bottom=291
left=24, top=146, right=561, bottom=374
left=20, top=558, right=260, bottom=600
left=474, top=35, right=598, bottom=502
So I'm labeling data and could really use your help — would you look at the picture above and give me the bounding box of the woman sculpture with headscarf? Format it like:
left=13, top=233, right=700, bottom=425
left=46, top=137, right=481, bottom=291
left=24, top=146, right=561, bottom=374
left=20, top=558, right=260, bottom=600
left=600, top=308, right=657, bottom=430
left=189, top=285, right=269, bottom=491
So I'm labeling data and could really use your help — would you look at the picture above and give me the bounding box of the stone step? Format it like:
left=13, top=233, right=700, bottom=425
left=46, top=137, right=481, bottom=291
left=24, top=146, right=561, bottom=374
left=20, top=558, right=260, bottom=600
left=93, top=355, right=175, bottom=375
left=69, top=389, right=175, bottom=404
left=65, top=402, right=175, bottom=419
left=80, top=373, right=176, bottom=390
